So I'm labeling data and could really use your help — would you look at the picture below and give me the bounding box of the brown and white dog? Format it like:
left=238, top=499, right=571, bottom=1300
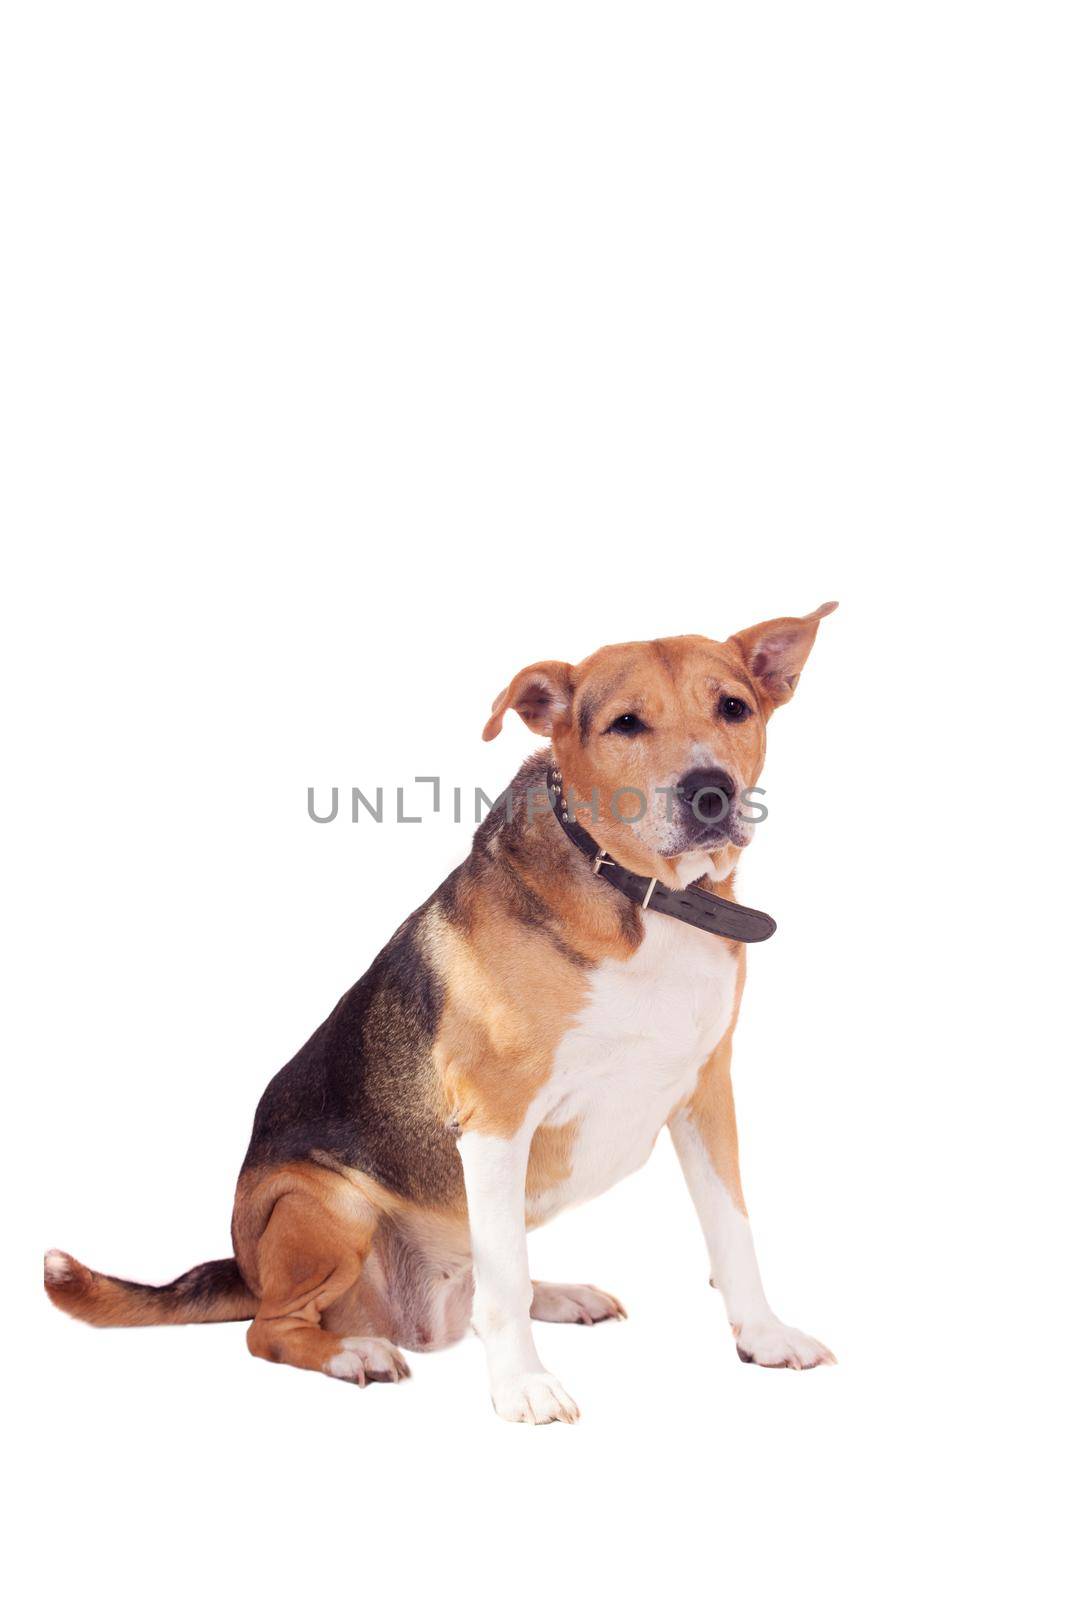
left=45, top=604, right=837, bottom=1423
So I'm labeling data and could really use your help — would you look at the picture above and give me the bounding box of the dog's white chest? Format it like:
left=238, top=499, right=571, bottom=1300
left=530, top=914, right=738, bottom=1222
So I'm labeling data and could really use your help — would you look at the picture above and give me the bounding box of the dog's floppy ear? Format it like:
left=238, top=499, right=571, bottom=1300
left=482, top=660, right=574, bottom=741
left=728, top=601, right=838, bottom=711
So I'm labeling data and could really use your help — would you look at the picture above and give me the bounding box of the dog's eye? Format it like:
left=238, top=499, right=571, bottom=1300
left=606, top=713, right=648, bottom=735
left=718, top=696, right=750, bottom=722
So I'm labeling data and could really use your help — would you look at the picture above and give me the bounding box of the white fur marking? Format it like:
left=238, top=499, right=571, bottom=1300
left=44, top=1250, right=75, bottom=1285
left=325, top=1336, right=410, bottom=1384
left=669, top=1110, right=835, bottom=1368
left=459, top=1123, right=578, bottom=1422
left=531, top=912, right=738, bottom=1222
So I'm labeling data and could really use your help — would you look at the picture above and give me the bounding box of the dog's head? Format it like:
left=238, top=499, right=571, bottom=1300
left=483, top=603, right=837, bottom=884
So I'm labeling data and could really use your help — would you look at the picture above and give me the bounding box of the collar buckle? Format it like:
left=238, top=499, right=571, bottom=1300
left=592, top=848, right=615, bottom=876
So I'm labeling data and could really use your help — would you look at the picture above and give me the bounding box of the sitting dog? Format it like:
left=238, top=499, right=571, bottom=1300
left=45, top=603, right=837, bottom=1423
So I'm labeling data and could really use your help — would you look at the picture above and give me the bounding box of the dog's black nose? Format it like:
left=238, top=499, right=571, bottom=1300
left=677, top=766, right=735, bottom=824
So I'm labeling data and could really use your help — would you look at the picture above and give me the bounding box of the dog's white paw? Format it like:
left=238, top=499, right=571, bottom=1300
left=734, top=1319, right=836, bottom=1370
left=325, top=1337, right=411, bottom=1386
left=491, top=1371, right=580, bottom=1425
left=531, top=1282, right=627, bottom=1325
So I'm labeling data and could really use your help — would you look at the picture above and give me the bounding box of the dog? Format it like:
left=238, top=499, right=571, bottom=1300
left=45, top=602, right=837, bottom=1423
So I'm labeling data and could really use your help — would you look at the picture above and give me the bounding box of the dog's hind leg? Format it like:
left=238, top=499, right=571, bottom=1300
left=238, top=1162, right=410, bottom=1386
left=530, top=1282, right=626, bottom=1325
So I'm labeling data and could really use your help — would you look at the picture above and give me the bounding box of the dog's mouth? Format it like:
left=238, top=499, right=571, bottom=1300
left=626, top=774, right=753, bottom=863
left=668, top=809, right=752, bottom=858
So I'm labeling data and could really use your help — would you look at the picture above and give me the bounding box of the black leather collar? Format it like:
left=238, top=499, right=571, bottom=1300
left=547, top=768, right=776, bottom=944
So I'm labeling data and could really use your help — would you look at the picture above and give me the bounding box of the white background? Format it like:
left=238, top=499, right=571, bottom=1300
left=4, top=4, right=1064, bottom=1596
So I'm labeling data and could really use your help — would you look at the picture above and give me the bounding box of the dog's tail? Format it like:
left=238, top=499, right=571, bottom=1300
left=43, top=1248, right=257, bottom=1327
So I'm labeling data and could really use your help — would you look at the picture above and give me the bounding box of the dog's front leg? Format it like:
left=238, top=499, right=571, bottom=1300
left=669, top=1037, right=835, bottom=1370
left=459, top=1124, right=580, bottom=1424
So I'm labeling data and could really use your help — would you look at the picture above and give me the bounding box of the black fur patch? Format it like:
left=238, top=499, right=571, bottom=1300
left=241, top=901, right=462, bottom=1206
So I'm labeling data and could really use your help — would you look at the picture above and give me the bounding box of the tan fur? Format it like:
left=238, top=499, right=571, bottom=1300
left=236, top=1161, right=384, bottom=1375
left=430, top=904, right=591, bottom=1140
left=500, top=841, right=644, bottom=964
left=526, top=1118, right=579, bottom=1208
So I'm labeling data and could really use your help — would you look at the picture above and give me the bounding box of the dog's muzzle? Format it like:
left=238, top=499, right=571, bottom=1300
left=675, top=766, right=736, bottom=842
